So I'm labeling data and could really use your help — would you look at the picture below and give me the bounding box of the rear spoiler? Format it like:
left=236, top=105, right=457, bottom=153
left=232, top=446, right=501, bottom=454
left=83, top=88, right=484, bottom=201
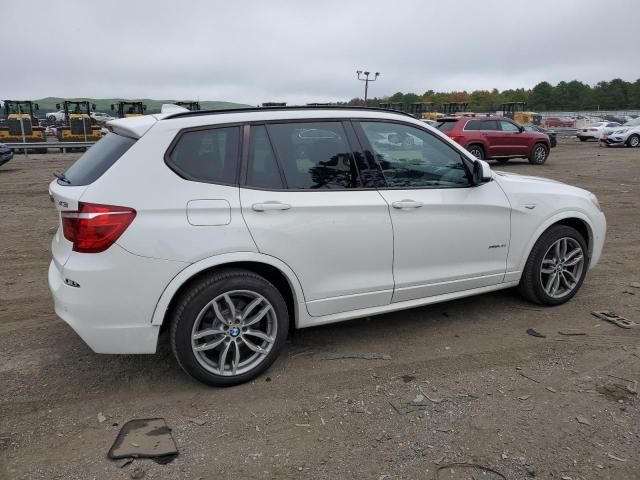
left=106, top=115, right=159, bottom=139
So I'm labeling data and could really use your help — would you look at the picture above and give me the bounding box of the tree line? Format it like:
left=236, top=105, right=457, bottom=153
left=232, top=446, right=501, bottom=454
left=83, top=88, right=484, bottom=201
left=343, top=78, right=640, bottom=112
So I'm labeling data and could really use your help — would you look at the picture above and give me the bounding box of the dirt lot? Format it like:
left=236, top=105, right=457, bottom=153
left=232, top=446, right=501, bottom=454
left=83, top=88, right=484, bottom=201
left=1, top=140, right=638, bottom=480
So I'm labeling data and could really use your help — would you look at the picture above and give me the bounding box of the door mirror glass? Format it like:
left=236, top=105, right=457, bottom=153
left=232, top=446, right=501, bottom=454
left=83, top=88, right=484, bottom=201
left=56, top=103, right=60, bottom=110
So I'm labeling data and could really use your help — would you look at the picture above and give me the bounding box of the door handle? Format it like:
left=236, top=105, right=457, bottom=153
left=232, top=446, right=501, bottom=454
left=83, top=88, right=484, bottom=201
left=252, top=201, right=292, bottom=212
left=392, top=200, right=423, bottom=209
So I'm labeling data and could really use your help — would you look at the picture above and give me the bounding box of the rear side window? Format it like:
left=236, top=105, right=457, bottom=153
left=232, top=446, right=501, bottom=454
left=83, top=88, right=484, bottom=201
left=437, top=121, right=458, bottom=132
left=62, top=133, right=135, bottom=186
left=168, top=127, right=240, bottom=184
left=267, top=122, right=359, bottom=189
left=246, top=125, right=284, bottom=189
left=464, top=120, right=484, bottom=130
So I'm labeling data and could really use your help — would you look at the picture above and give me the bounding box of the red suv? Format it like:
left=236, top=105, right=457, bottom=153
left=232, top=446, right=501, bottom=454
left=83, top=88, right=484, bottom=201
left=437, top=116, right=551, bottom=165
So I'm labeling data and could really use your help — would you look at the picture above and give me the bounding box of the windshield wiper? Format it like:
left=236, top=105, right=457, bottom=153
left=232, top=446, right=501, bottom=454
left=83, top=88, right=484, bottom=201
left=53, top=171, right=71, bottom=184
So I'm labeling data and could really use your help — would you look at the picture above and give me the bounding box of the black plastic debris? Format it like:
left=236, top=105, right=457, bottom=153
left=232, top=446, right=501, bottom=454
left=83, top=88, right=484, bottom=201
left=108, top=418, right=178, bottom=464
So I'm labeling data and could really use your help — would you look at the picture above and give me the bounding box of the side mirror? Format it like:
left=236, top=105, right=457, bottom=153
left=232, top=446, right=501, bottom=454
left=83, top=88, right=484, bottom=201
left=472, top=159, right=492, bottom=185
left=34, top=103, right=39, bottom=110
left=92, top=103, right=96, bottom=110
left=110, top=104, right=115, bottom=111
left=518, top=125, right=525, bottom=132
left=143, top=105, right=147, bottom=111
left=55, top=103, right=60, bottom=110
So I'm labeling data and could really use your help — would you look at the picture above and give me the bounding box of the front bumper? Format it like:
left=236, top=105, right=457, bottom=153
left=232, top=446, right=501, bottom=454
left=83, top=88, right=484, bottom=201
left=48, top=244, right=187, bottom=354
left=600, top=136, right=625, bottom=145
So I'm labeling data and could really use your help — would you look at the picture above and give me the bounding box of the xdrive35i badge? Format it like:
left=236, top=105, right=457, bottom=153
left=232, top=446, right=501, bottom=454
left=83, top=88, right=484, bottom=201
left=488, top=244, right=507, bottom=249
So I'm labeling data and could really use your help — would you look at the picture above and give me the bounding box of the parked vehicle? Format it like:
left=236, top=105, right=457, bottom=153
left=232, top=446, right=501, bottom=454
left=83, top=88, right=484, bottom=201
left=0, top=142, right=13, bottom=166
left=91, top=112, right=115, bottom=124
left=544, top=117, right=573, bottom=128
left=47, top=110, right=66, bottom=122
left=523, top=124, right=557, bottom=148
left=576, top=122, right=621, bottom=141
left=437, top=116, right=551, bottom=164
left=600, top=117, right=640, bottom=147
left=48, top=106, right=606, bottom=386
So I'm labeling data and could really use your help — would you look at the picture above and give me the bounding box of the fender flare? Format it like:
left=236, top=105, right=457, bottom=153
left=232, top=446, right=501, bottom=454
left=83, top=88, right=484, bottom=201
left=516, top=210, right=594, bottom=274
left=150, top=252, right=307, bottom=327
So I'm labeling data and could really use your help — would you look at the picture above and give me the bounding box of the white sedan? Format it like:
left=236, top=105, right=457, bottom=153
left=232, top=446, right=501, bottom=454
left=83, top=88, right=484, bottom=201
left=600, top=117, right=640, bottom=147
left=91, top=112, right=115, bottom=124
left=46, top=110, right=65, bottom=122
left=576, top=121, right=621, bottom=141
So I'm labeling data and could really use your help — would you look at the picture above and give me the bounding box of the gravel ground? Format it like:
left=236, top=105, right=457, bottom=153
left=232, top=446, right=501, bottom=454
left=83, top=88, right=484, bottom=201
left=0, top=139, right=638, bottom=480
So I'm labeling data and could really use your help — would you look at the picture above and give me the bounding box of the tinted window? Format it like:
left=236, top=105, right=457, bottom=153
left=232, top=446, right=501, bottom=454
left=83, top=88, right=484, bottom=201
left=168, top=127, right=240, bottom=183
left=465, top=120, right=498, bottom=131
left=267, top=122, right=359, bottom=189
left=360, top=122, right=470, bottom=188
left=437, top=120, right=458, bottom=132
left=246, top=125, right=283, bottom=189
left=500, top=121, right=520, bottom=132
left=62, top=133, right=135, bottom=186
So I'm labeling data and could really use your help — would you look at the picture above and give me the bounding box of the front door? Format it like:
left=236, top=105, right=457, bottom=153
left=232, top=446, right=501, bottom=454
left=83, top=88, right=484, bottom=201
left=356, top=120, right=511, bottom=303
left=240, top=122, right=394, bottom=317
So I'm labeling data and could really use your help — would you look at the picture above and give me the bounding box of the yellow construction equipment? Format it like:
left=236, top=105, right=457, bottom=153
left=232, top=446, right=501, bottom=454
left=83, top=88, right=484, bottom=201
left=0, top=100, right=46, bottom=150
left=261, top=102, right=287, bottom=107
left=379, top=102, right=404, bottom=112
left=56, top=99, right=102, bottom=142
left=175, top=101, right=201, bottom=111
left=499, top=102, right=541, bottom=125
left=111, top=100, right=147, bottom=118
left=409, top=102, right=443, bottom=120
left=442, top=102, right=472, bottom=116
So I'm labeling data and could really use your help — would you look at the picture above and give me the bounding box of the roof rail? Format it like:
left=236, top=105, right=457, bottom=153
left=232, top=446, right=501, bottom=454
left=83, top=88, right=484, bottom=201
left=161, top=105, right=417, bottom=120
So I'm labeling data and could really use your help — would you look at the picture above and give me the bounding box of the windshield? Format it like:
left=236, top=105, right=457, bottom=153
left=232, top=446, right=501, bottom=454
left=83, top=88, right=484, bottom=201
left=5, top=102, right=32, bottom=114
left=623, top=118, right=640, bottom=127
left=66, top=102, right=88, bottom=114
left=437, top=121, right=457, bottom=132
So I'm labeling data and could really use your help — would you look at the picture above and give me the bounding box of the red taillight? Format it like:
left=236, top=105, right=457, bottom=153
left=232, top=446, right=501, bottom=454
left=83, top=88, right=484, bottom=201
left=448, top=134, right=462, bottom=143
left=61, top=202, right=136, bottom=253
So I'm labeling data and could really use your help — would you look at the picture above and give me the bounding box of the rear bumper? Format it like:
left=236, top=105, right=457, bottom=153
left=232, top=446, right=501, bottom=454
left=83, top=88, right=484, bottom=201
left=48, top=244, right=187, bottom=354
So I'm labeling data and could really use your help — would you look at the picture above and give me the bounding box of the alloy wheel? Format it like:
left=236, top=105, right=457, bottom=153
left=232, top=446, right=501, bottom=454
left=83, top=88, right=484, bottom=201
left=191, top=290, right=277, bottom=376
left=539, top=237, right=584, bottom=299
left=629, top=135, right=639, bottom=147
left=534, top=145, right=547, bottom=163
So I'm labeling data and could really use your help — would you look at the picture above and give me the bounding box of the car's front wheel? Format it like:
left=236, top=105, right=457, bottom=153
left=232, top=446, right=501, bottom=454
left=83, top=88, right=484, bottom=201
left=170, top=269, right=289, bottom=387
left=518, top=225, right=588, bottom=305
left=528, top=143, right=548, bottom=165
left=627, top=134, right=640, bottom=148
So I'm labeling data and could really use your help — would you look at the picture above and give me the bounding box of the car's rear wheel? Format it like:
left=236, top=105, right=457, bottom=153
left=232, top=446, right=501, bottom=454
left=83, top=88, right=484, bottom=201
left=47, top=115, right=56, bottom=122
left=627, top=134, right=640, bottom=148
left=467, top=144, right=484, bottom=160
left=579, top=137, right=587, bottom=142
left=170, top=269, right=289, bottom=387
left=528, top=143, right=548, bottom=165
left=518, top=225, right=588, bottom=306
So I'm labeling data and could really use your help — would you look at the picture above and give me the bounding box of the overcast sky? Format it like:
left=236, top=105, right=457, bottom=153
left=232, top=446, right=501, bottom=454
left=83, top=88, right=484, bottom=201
left=2, top=0, right=637, bottom=105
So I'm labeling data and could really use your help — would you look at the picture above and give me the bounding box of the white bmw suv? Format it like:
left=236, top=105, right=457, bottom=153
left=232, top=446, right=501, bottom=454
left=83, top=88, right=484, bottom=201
left=48, top=106, right=606, bottom=386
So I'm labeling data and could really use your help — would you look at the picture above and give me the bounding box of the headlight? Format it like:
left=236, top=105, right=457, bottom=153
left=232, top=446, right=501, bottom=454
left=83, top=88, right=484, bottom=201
left=589, top=193, right=601, bottom=211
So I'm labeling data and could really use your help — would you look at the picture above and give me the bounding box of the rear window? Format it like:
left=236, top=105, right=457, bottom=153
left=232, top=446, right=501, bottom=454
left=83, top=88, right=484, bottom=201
left=437, top=120, right=458, bottom=132
left=61, top=133, right=135, bottom=186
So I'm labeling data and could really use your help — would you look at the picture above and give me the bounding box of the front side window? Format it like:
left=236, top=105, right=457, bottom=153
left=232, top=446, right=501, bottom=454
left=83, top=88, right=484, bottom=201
left=266, top=122, right=359, bottom=189
left=360, top=122, right=470, bottom=188
left=168, top=126, right=240, bottom=183
left=500, top=121, right=520, bottom=132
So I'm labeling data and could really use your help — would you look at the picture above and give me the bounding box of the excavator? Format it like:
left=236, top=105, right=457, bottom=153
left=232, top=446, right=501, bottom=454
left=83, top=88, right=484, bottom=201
left=55, top=99, right=102, bottom=142
left=175, top=100, right=200, bottom=111
left=499, top=102, right=541, bottom=125
left=0, top=100, right=47, bottom=151
left=111, top=100, right=147, bottom=118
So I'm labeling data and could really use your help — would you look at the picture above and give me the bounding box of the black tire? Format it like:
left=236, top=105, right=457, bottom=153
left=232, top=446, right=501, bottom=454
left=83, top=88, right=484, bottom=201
left=47, top=115, right=56, bottom=122
left=170, top=269, right=289, bottom=387
left=627, top=134, right=640, bottom=148
left=466, top=144, right=484, bottom=160
left=528, top=143, right=549, bottom=165
left=518, top=225, right=588, bottom=306
left=579, top=137, right=587, bottom=142
left=495, top=158, right=510, bottom=164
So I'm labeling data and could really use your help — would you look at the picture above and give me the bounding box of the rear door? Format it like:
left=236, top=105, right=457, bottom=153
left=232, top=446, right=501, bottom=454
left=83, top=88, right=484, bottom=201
left=240, top=121, right=394, bottom=317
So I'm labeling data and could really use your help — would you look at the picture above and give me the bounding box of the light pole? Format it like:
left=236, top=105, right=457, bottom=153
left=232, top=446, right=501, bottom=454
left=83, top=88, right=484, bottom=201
left=356, top=70, right=380, bottom=105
